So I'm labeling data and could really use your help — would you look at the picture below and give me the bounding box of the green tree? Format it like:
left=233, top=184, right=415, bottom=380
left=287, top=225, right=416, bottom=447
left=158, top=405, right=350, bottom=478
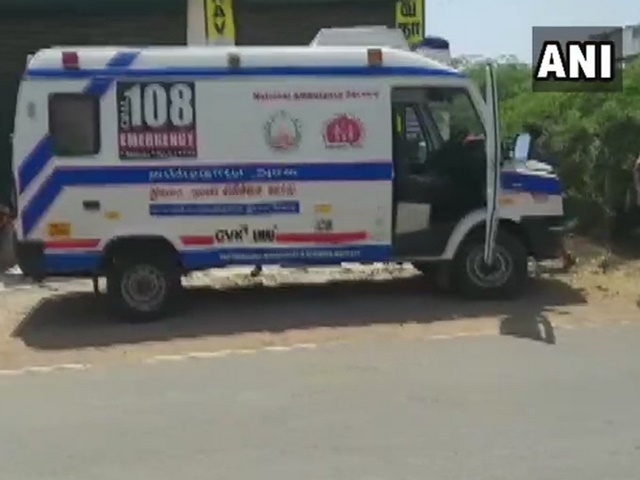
left=457, top=57, right=640, bottom=237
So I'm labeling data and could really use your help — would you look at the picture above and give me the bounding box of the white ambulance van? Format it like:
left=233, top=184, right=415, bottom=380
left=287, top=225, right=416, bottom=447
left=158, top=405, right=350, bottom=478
left=12, top=35, right=565, bottom=320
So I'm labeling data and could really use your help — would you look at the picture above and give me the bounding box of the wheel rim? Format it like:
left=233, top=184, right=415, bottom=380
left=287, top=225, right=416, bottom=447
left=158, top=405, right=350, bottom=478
left=465, top=245, right=514, bottom=288
left=121, top=265, right=168, bottom=312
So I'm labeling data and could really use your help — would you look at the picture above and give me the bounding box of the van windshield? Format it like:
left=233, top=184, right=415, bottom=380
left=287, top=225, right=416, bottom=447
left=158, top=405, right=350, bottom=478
left=426, top=87, right=484, bottom=143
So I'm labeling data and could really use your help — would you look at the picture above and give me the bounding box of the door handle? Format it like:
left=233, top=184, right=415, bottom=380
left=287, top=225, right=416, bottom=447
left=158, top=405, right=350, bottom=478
left=83, top=200, right=100, bottom=211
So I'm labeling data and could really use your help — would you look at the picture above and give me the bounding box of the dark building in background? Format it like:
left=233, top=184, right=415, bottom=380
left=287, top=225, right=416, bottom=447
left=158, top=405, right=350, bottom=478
left=232, top=0, right=395, bottom=45
left=0, top=0, right=187, bottom=204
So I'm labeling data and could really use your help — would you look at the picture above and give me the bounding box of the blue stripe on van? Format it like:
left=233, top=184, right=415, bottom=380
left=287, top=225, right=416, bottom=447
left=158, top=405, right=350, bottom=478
left=501, top=171, right=562, bottom=195
left=21, top=162, right=561, bottom=237
left=21, top=161, right=394, bottom=237
left=18, top=50, right=140, bottom=196
left=43, top=245, right=394, bottom=274
left=25, top=65, right=465, bottom=80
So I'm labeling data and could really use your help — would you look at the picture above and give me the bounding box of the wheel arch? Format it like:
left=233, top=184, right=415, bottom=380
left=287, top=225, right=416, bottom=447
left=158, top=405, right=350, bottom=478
left=100, top=235, right=181, bottom=271
left=441, top=210, right=531, bottom=259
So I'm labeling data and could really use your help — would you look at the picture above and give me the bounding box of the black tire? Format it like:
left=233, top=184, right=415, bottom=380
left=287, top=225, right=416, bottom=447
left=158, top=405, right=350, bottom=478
left=452, top=230, right=528, bottom=300
left=412, top=262, right=451, bottom=292
left=106, top=251, right=181, bottom=322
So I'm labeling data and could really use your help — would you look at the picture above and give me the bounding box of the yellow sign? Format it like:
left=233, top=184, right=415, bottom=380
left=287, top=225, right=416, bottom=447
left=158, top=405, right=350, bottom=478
left=47, top=222, right=71, bottom=238
left=314, top=204, right=332, bottom=214
left=395, top=0, right=424, bottom=47
left=205, top=0, right=236, bottom=44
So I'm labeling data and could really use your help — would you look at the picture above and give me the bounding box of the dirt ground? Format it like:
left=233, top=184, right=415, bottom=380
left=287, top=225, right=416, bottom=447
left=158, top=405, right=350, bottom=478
left=0, top=235, right=638, bottom=370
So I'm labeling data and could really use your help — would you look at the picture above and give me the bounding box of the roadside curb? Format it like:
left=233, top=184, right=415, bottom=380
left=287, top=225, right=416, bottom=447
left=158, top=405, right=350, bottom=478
left=0, top=363, right=90, bottom=376
left=143, top=342, right=319, bottom=363
left=0, top=319, right=635, bottom=377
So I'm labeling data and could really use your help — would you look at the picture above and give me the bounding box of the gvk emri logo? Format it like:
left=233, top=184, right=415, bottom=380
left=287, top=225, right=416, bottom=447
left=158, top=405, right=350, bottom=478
left=531, top=26, right=622, bottom=92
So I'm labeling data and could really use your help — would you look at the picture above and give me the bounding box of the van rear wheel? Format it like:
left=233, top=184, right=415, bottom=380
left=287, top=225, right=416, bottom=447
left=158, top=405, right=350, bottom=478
left=452, top=230, right=527, bottom=300
left=106, top=252, right=181, bottom=322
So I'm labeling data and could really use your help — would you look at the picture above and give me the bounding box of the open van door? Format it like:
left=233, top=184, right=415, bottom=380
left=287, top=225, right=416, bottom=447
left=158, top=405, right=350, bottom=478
left=483, top=63, right=501, bottom=265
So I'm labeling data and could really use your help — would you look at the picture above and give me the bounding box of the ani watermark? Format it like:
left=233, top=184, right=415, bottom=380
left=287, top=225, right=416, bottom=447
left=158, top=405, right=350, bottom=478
left=532, top=26, right=623, bottom=92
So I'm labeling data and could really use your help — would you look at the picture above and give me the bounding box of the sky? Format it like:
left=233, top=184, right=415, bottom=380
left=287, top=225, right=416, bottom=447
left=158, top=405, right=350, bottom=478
left=425, top=0, right=639, bottom=61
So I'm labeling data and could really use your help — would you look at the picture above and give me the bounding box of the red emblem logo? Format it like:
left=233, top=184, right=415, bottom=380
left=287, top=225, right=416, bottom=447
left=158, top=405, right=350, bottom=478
left=323, top=114, right=365, bottom=148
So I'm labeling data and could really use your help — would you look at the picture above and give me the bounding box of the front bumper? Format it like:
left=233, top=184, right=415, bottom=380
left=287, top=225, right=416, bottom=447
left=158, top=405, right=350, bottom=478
left=520, top=217, right=566, bottom=260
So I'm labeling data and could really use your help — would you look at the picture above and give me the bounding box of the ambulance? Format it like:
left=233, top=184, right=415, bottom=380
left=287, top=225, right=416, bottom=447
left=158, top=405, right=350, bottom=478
left=12, top=29, right=565, bottom=320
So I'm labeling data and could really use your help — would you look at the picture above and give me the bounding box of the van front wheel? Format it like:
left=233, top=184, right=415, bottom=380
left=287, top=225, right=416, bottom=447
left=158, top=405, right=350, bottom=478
left=453, top=231, right=527, bottom=300
left=106, top=254, right=180, bottom=322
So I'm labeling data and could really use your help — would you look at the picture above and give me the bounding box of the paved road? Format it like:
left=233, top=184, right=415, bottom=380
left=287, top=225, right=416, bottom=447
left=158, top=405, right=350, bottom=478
left=2, top=323, right=640, bottom=480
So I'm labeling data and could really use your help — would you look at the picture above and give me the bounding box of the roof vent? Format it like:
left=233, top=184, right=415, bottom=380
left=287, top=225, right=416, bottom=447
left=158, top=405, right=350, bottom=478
left=310, top=26, right=410, bottom=50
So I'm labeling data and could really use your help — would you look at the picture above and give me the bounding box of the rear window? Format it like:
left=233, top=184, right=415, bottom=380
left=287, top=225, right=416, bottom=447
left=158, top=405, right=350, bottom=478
left=48, top=93, right=100, bottom=156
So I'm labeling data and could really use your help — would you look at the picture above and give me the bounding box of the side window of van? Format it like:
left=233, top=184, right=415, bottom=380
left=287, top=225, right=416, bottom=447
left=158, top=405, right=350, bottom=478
left=48, top=93, right=100, bottom=156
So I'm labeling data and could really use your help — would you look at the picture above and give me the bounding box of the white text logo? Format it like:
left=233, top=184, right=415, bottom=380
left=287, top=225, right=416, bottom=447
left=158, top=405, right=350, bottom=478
left=534, top=41, right=615, bottom=81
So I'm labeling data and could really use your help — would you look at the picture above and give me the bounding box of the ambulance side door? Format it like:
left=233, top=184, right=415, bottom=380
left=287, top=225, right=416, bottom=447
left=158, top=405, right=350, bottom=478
left=390, top=87, right=448, bottom=257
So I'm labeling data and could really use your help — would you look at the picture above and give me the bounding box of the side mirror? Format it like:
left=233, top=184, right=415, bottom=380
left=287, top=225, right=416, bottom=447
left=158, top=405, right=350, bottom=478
left=513, top=132, right=532, bottom=161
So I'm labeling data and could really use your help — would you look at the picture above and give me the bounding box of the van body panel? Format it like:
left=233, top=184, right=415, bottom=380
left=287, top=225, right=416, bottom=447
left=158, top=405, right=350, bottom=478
left=13, top=45, right=564, bottom=277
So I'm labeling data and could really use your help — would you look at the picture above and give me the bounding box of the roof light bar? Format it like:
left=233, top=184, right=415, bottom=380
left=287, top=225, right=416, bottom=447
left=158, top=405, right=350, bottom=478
left=61, top=51, right=79, bottom=70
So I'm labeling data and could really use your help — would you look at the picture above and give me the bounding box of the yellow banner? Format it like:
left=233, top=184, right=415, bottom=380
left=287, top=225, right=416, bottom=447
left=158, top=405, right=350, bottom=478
left=205, top=0, right=236, bottom=44
left=395, top=0, right=424, bottom=47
